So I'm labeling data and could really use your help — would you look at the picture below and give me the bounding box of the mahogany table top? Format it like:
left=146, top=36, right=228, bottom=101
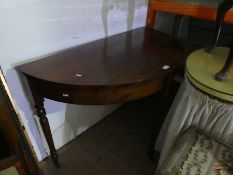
left=17, top=27, right=183, bottom=87
left=17, top=27, right=184, bottom=104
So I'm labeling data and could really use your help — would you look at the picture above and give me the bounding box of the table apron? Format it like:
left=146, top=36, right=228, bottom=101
left=27, top=77, right=165, bottom=105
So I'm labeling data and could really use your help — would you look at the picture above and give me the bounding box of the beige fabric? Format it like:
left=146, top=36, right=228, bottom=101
left=155, top=77, right=233, bottom=168
left=0, top=167, right=18, bottom=175
left=158, top=127, right=233, bottom=175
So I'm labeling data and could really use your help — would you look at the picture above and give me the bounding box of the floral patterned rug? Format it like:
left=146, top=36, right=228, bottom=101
left=158, top=127, right=233, bottom=175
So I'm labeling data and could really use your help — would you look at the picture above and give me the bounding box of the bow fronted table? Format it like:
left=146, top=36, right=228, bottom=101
left=16, top=27, right=184, bottom=167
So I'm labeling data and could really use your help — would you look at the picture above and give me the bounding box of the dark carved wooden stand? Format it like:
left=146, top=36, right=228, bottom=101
left=215, top=44, right=233, bottom=81
left=205, top=0, right=233, bottom=81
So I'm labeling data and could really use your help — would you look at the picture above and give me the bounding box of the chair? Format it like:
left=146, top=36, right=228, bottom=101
left=146, top=0, right=233, bottom=29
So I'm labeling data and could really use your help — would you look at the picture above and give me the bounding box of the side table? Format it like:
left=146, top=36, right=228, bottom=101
left=16, top=27, right=184, bottom=167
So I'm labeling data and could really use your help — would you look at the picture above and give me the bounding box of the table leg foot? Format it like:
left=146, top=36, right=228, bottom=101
left=51, top=151, right=60, bottom=168
left=148, top=145, right=156, bottom=162
left=148, top=149, right=160, bottom=164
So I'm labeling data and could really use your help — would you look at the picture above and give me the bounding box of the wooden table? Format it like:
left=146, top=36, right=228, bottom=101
left=16, top=27, right=184, bottom=167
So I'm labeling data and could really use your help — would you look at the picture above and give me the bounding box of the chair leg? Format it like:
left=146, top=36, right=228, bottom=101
left=146, top=0, right=156, bottom=28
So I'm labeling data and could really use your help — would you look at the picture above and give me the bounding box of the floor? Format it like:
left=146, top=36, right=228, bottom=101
left=41, top=84, right=178, bottom=175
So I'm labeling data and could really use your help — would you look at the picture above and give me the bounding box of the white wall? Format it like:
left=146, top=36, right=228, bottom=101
left=0, top=0, right=148, bottom=160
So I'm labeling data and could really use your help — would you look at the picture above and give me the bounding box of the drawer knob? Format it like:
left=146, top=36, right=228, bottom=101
left=75, top=74, right=83, bottom=77
left=62, top=93, right=69, bottom=97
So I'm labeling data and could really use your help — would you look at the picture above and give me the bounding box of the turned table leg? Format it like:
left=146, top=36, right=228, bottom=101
left=27, top=78, right=60, bottom=168
left=33, top=95, right=60, bottom=168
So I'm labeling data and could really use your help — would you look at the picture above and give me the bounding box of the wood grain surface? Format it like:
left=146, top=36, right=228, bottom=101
left=17, top=27, right=184, bottom=104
